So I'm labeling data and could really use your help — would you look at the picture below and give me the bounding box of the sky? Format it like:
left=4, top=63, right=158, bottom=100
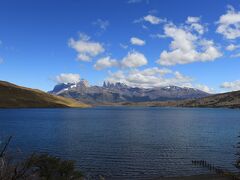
left=0, top=0, right=240, bottom=93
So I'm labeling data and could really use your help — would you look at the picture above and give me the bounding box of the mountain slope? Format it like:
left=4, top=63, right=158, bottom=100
left=49, top=80, right=210, bottom=104
left=179, top=90, right=240, bottom=108
left=115, top=91, right=240, bottom=108
left=0, top=81, right=89, bottom=108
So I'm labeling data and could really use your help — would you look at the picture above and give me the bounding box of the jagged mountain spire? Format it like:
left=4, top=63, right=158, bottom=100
left=102, top=81, right=128, bottom=89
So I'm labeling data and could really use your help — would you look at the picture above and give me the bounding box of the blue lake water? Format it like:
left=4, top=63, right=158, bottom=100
left=0, top=107, right=240, bottom=179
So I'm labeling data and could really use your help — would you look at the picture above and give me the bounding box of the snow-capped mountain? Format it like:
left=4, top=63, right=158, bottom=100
left=49, top=80, right=210, bottom=104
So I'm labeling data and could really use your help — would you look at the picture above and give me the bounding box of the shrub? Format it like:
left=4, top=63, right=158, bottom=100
left=0, top=136, right=83, bottom=180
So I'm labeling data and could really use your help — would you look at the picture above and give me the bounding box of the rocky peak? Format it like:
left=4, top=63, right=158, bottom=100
left=50, top=79, right=90, bottom=95
left=103, top=81, right=128, bottom=89
left=51, top=83, right=73, bottom=94
left=77, top=79, right=89, bottom=88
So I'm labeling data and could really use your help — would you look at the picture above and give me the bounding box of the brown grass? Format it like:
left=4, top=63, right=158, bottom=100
left=0, top=81, right=90, bottom=108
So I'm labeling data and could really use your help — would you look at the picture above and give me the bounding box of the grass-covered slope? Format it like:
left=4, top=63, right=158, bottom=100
left=0, top=81, right=89, bottom=108
left=117, top=90, right=240, bottom=108
left=179, top=90, right=240, bottom=108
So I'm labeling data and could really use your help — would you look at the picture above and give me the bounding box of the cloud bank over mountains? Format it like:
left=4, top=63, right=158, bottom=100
left=55, top=73, right=81, bottom=84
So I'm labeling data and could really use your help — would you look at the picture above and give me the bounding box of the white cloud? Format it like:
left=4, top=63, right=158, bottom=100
left=186, top=16, right=205, bottom=34
left=93, top=19, right=109, bottom=31
left=195, top=84, right=215, bottom=94
left=55, top=73, right=81, bottom=84
left=150, top=33, right=167, bottom=39
left=226, top=44, right=240, bottom=51
left=94, top=57, right=118, bottom=70
left=186, top=16, right=200, bottom=23
left=106, top=67, right=192, bottom=88
left=138, top=67, right=172, bottom=76
left=221, top=80, right=240, bottom=91
left=143, top=15, right=165, bottom=24
left=77, top=54, right=91, bottom=61
left=68, top=33, right=104, bottom=61
left=130, top=37, right=146, bottom=46
left=105, top=67, right=214, bottom=93
left=121, top=51, right=148, bottom=68
left=93, top=51, right=148, bottom=70
left=157, top=23, right=222, bottom=66
left=217, top=5, right=240, bottom=39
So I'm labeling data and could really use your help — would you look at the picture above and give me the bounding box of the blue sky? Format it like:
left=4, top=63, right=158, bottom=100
left=0, top=0, right=240, bottom=93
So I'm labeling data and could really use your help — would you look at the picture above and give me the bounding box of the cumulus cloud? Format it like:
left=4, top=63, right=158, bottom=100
left=157, top=22, right=222, bottom=66
left=68, top=33, right=104, bottom=61
left=106, top=67, right=213, bottom=92
left=226, top=44, right=240, bottom=51
left=186, top=16, right=200, bottom=23
left=121, top=51, right=148, bottom=68
left=55, top=73, right=81, bottom=84
left=94, top=57, right=118, bottom=70
left=221, top=80, right=240, bottom=91
left=194, top=84, right=215, bottom=94
left=93, top=19, right=109, bottom=31
left=217, top=5, right=240, bottom=39
left=106, top=67, right=192, bottom=88
left=186, top=16, right=205, bottom=34
left=143, top=14, right=164, bottom=24
left=130, top=37, right=146, bottom=46
left=94, top=51, right=148, bottom=70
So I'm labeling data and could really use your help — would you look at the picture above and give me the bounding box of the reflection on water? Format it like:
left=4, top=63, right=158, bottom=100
left=0, top=107, right=239, bottom=179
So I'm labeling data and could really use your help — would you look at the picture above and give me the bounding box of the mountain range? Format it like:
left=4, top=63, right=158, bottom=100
left=49, top=79, right=210, bottom=105
left=0, top=80, right=239, bottom=109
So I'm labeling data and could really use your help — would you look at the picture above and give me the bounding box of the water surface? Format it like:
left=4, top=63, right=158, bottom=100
left=0, top=107, right=239, bottom=179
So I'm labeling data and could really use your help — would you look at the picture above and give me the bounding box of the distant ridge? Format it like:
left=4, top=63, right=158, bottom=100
left=0, top=81, right=89, bottom=108
left=122, top=90, right=240, bottom=108
left=49, top=79, right=210, bottom=104
left=179, top=90, right=240, bottom=108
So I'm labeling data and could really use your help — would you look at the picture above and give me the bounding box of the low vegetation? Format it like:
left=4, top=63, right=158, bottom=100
left=117, top=90, right=240, bottom=109
left=0, top=81, right=89, bottom=108
left=179, top=90, right=240, bottom=108
left=0, top=136, right=84, bottom=180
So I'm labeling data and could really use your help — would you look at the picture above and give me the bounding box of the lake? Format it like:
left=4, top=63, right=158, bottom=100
left=0, top=107, right=239, bottom=179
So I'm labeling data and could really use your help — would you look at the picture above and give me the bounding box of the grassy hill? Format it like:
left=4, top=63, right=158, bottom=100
left=179, top=90, right=240, bottom=108
left=0, top=81, right=89, bottom=108
left=117, top=90, right=240, bottom=108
